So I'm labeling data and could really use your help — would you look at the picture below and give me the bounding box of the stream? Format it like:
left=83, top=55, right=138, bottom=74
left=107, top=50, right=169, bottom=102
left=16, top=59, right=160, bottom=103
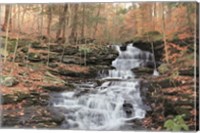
left=51, top=43, right=157, bottom=130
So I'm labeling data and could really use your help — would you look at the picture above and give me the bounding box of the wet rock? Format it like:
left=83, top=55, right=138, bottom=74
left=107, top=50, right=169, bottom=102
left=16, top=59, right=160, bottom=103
left=74, top=88, right=90, bottom=97
left=1, top=76, right=19, bottom=87
left=123, top=101, right=133, bottom=117
left=132, top=67, right=153, bottom=76
left=47, top=107, right=65, bottom=124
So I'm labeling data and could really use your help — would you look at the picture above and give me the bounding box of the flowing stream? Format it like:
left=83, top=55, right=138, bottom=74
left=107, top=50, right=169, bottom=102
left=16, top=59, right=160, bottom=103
left=51, top=43, right=156, bottom=130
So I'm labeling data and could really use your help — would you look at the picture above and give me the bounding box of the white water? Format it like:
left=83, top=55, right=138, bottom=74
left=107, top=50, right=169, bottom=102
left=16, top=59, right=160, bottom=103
left=52, top=44, right=154, bottom=130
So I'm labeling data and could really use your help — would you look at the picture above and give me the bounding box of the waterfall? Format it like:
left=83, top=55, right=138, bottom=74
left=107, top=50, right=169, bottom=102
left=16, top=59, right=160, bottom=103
left=51, top=43, right=154, bottom=130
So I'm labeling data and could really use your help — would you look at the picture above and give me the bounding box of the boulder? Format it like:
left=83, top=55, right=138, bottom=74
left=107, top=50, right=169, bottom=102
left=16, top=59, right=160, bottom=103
left=47, top=107, right=65, bottom=124
left=123, top=101, right=134, bottom=117
left=1, top=76, right=19, bottom=87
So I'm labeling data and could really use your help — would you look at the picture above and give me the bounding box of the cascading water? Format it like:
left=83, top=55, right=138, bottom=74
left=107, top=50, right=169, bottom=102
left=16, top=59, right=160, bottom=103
left=51, top=43, right=155, bottom=130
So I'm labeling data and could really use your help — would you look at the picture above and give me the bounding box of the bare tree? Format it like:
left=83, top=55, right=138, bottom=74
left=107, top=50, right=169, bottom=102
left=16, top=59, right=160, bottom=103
left=93, top=3, right=101, bottom=39
left=4, top=5, right=12, bottom=63
left=2, top=5, right=12, bottom=32
left=47, top=5, right=52, bottom=37
left=69, top=4, right=79, bottom=44
left=161, top=3, right=169, bottom=64
left=81, top=4, right=86, bottom=38
left=56, top=4, right=68, bottom=39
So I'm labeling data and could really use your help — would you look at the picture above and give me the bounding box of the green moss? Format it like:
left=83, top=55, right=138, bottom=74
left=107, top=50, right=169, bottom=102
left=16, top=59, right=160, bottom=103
left=158, top=64, right=170, bottom=74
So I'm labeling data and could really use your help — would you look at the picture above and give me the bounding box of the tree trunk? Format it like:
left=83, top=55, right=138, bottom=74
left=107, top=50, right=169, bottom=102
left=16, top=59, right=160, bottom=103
left=56, top=4, right=68, bottom=39
left=47, top=5, right=52, bottom=36
left=81, top=4, right=86, bottom=38
left=161, top=3, right=169, bottom=64
left=60, top=4, right=71, bottom=62
left=40, top=4, right=44, bottom=36
left=93, top=4, right=101, bottom=39
left=4, top=5, right=12, bottom=62
left=62, top=4, right=68, bottom=39
left=2, top=5, right=12, bottom=32
left=70, top=4, right=79, bottom=44
left=56, top=6, right=62, bottom=39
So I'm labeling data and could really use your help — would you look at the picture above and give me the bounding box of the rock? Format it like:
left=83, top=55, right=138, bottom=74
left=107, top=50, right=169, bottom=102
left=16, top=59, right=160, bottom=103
left=28, top=53, right=42, bottom=62
left=59, top=69, right=82, bottom=77
left=47, top=107, right=65, bottom=124
left=74, top=88, right=90, bottom=97
left=50, top=45, right=63, bottom=53
left=64, top=46, right=79, bottom=55
left=62, top=56, right=83, bottom=64
left=132, top=67, right=154, bottom=76
left=58, top=68, right=97, bottom=78
left=31, top=41, right=47, bottom=49
left=1, top=76, right=18, bottom=87
left=2, top=91, right=49, bottom=106
left=2, top=106, right=64, bottom=128
left=42, top=84, right=75, bottom=92
left=2, top=94, right=18, bottom=104
left=147, top=79, right=183, bottom=91
left=24, top=93, right=49, bottom=106
left=179, top=67, right=198, bottom=77
left=21, top=47, right=28, bottom=53
left=48, top=63, right=58, bottom=68
left=48, top=54, right=61, bottom=62
left=123, top=101, right=134, bottom=117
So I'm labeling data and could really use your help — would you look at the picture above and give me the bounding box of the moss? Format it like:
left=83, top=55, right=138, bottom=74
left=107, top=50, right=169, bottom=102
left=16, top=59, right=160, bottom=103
left=158, top=63, right=170, bottom=74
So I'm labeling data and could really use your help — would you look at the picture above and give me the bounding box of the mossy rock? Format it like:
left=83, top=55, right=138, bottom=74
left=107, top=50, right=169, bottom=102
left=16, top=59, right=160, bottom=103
left=58, top=69, right=83, bottom=77
left=1, top=76, right=19, bottom=87
left=31, top=42, right=47, bottom=49
left=2, top=94, right=19, bottom=104
left=48, top=63, right=58, bottom=68
left=21, top=47, right=28, bottom=53
left=28, top=53, right=42, bottom=62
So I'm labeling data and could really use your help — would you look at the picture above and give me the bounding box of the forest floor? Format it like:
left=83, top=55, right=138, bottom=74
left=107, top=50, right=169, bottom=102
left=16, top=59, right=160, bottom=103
left=0, top=34, right=198, bottom=131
